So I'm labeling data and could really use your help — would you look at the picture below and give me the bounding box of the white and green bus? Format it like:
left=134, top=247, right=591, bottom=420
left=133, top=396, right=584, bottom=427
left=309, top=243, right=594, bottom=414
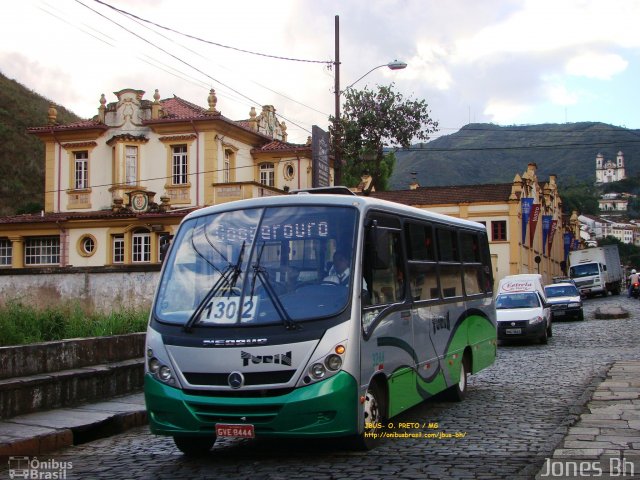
left=144, top=191, right=497, bottom=455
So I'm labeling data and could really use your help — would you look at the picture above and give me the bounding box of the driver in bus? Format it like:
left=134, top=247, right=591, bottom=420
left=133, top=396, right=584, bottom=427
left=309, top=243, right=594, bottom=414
left=324, top=251, right=351, bottom=285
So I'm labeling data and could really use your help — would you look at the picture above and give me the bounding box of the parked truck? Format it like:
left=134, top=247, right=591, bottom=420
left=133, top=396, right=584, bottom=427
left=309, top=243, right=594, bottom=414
left=568, top=245, right=623, bottom=297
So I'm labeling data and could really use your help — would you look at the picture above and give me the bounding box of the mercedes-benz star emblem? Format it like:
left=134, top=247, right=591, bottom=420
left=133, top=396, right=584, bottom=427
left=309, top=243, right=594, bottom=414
left=511, top=322, right=516, bottom=326
left=228, top=371, right=244, bottom=389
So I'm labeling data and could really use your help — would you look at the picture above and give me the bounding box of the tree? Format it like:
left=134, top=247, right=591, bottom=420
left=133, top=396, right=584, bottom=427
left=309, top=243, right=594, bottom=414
left=329, top=83, right=438, bottom=192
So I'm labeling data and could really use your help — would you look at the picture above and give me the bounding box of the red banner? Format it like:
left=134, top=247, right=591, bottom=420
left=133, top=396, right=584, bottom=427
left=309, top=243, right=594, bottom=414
left=529, top=204, right=541, bottom=247
left=547, top=219, right=558, bottom=255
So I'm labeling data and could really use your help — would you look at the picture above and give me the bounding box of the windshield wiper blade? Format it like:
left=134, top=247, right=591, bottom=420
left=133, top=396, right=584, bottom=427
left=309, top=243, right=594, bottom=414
left=183, top=242, right=246, bottom=333
left=250, top=243, right=299, bottom=331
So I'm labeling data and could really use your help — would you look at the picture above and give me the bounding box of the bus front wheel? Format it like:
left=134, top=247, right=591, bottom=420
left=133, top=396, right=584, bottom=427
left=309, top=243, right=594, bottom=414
left=173, top=435, right=216, bottom=456
left=348, top=381, right=387, bottom=451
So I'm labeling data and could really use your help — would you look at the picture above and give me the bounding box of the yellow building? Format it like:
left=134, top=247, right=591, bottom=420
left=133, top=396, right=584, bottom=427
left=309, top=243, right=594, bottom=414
left=0, top=88, right=326, bottom=270
left=372, top=163, right=568, bottom=286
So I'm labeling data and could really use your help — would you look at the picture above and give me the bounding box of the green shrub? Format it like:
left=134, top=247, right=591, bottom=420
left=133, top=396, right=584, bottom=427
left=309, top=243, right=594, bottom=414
left=0, top=300, right=149, bottom=346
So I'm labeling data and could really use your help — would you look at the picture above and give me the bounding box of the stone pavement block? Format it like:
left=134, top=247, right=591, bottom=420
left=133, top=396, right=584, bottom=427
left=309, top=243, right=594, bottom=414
left=552, top=448, right=604, bottom=458
left=4, top=408, right=116, bottom=430
left=76, top=400, right=145, bottom=414
left=569, top=427, right=600, bottom=435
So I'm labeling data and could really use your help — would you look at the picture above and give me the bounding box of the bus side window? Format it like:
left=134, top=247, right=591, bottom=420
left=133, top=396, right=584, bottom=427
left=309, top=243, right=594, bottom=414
left=368, top=230, right=403, bottom=305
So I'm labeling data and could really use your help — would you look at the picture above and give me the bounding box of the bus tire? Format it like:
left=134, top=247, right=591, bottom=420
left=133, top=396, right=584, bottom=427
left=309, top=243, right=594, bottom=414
left=347, top=381, right=386, bottom=451
left=446, top=356, right=469, bottom=402
left=173, top=435, right=215, bottom=456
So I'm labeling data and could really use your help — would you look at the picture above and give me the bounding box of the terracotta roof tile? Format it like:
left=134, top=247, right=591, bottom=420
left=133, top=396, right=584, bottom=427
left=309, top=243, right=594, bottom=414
left=0, top=208, right=197, bottom=224
left=253, top=140, right=311, bottom=154
left=28, top=119, right=108, bottom=133
left=370, top=183, right=514, bottom=206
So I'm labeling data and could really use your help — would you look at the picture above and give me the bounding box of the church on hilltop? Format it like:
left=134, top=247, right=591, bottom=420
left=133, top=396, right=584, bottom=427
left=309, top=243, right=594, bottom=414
left=595, top=151, right=626, bottom=183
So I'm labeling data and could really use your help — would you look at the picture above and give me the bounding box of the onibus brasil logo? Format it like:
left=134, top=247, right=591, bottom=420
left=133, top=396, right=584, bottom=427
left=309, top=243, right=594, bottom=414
left=7, top=456, right=73, bottom=479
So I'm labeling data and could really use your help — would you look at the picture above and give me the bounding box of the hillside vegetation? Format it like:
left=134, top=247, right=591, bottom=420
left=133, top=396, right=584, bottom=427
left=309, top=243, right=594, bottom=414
left=390, top=123, right=640, bottom=190
left=0, top=71, right=81, bottom=215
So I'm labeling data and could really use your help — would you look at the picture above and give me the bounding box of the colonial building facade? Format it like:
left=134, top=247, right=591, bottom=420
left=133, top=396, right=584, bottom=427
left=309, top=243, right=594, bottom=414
left=0, top=88, right=324, bottom=271
left=371, top=163, right=569, bottom=287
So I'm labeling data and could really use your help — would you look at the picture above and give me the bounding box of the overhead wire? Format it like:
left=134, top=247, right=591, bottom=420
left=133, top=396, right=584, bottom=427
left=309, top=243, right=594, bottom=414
left=72, top=0, right=314, bottom=136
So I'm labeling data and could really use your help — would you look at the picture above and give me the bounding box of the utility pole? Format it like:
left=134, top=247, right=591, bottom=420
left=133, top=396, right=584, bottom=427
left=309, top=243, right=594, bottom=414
left=334, top=15, right=342, bottom=186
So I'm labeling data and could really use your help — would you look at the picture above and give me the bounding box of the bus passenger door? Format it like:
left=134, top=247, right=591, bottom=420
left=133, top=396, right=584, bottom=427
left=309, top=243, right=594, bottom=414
left=361, top=216, right=414, bottom=418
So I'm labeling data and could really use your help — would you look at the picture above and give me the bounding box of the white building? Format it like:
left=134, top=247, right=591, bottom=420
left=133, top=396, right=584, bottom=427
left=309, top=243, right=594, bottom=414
left=595, top=151, right=626, bottom=183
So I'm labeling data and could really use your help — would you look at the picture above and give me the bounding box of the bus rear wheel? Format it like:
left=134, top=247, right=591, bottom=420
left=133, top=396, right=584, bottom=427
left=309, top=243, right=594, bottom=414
left=173, top=435, right=216, bottom=456
left=446, top=356, right=468, bottom=402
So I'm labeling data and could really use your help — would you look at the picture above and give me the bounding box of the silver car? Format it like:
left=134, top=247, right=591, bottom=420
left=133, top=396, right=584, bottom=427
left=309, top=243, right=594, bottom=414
left=544, top=283, right=584, bottom=321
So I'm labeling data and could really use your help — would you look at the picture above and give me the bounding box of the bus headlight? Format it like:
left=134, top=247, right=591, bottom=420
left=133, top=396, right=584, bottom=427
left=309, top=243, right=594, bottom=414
left=325, top=354, right=342, bottom=371
left=148, top=357, right=161, bottom=374
left=159, top=365, right=173, bottom=382
left=310, top=363, right=326, bottom=379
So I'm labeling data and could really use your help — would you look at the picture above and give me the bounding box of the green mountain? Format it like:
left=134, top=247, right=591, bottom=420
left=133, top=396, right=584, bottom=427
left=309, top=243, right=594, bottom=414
left=0, top=71, right=81, bottom=215
left=390, top=122, right=640, bottom=189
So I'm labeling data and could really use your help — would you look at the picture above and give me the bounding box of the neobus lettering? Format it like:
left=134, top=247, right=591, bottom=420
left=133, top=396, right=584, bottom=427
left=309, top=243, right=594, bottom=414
left=202, top=338, right=268, bottom=346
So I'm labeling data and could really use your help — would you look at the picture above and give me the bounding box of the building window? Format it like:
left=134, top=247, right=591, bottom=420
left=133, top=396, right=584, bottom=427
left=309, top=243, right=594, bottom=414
left=260, top=162, right=275, bottom=187
left=78, top=235, right=96, bottom=257
left=125, top=146, right=138, bottom=186
left=284, top=162, right=295, bottom=180
left=0, top=238, right=11, bottom=266
left=113, top=235, right=125, bottom=263
left=224, top=150, right=231, bottom=183
left=491, top=220, right=507, bottom=241
left=74, top=151, right=89, bottom=189
left=172, top=145, right=188, bottom=185
left=132, top=231, right=151, bottom=263
left=24, top=237, right=60, bottom=265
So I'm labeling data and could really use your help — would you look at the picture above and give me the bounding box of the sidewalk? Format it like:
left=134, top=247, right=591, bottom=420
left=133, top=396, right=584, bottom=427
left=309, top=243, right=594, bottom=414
left=0, top=392, right=146, bottom=457
left=535, top=360, right=640, bottom=479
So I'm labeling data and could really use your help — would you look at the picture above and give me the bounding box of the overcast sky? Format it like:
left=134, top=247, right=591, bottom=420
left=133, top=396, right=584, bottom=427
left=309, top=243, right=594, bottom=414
left=1, top=0, right=639, bottom=144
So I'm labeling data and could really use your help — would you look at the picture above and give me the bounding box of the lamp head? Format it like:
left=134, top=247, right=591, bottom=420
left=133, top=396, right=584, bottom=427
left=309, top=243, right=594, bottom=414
left=387, top=60, right=407, bottom=70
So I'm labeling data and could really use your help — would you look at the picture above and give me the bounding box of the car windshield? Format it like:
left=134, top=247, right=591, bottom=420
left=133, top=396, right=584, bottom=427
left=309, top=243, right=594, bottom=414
left=569, top=263, right=600, bottom=278
left=545, top=285, right=579, bottom=298
left=154, top=205, right=359, bottom=327
left=496, top=292, right=540, bottom=309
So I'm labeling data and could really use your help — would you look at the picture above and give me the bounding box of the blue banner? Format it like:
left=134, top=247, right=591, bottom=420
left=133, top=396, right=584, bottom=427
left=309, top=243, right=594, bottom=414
left=521, top=198, right=534, bottom=245
left=563, top=232, right=572, bottom=262
left=541, top=215, right=552, bottom=254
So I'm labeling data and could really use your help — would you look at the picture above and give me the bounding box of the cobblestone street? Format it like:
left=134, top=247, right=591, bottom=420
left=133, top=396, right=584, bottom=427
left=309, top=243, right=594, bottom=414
left=6, top=294, right=640, bottom=479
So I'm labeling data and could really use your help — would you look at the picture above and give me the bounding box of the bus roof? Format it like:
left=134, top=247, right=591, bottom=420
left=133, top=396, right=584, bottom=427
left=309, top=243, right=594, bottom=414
left=182, top=193, right=487, bottom=232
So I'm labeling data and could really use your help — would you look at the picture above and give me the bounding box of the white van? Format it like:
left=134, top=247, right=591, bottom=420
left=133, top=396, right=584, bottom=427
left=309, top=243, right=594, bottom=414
left=495, top=274, right=552, bottom=344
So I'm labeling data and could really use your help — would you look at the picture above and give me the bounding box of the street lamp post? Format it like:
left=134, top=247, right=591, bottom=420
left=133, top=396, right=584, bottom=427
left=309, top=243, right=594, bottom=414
left=332, top=16, right=407, bottom=185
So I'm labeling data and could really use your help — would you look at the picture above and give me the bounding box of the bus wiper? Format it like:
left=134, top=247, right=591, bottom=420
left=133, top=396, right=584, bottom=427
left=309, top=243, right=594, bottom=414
left=183, top=242, right=246, bottom=333
left=250, top=243, right=299, bottom=331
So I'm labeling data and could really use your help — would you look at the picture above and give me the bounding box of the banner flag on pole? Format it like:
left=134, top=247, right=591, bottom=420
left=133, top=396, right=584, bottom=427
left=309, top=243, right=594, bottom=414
left=521, top=198, right=534, bottom=245
left=529, top=204, right=541, bottom=248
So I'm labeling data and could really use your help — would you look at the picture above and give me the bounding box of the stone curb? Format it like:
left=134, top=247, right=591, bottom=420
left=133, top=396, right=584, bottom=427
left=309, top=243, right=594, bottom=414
left=0, top=397, right=147, bottom=457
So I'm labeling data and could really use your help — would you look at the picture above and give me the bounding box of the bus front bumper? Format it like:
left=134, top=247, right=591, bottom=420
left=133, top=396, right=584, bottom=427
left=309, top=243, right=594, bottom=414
left=145, top=371, right=359, bottom=438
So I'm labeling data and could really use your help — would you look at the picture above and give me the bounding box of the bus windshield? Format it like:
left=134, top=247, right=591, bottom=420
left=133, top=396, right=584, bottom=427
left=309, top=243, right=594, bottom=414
left=154, top=205, right=358, bottom=327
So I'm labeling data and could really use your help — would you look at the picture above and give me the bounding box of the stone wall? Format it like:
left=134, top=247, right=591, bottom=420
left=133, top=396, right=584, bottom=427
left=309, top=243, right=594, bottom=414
left=0, top=266, right=160, bottom=312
